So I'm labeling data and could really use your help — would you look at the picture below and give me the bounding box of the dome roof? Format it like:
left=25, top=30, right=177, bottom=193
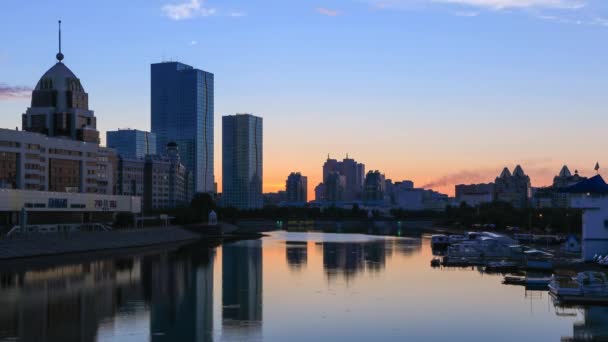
left=558, top=165, right=572, bottom=178
left=34, top=62, right=83, bottom=92
left=499, top=167, right=512, bottom=178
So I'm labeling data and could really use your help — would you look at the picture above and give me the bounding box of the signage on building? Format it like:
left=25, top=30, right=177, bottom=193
left=48, top=198, right=68, bottom=208
left=94, top=199, right=117, bottom=211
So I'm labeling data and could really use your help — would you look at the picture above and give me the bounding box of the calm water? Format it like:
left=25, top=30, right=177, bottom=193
left=1, top=231, right=606, bottom=341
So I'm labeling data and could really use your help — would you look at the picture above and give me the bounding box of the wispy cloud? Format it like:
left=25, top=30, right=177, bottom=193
left=229, top=11, right=247, bottom=17
left=316, top=7, right=341, bottom=16
left=432, top=0, right=586, bottom=10
left=0, top=83, right=31, bottom=100
left=162, top=0, right=216, bottom=20
left=454, top=10, right=480, bottom=16
left=190, top=40, right=198, bottom=46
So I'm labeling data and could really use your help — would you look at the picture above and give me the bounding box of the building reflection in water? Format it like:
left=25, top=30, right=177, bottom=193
left=285, top=241, right=307, bottom=270
left=322, top=238, right=421, bottom=281
left=0, top=257, right=143, bottom=342
left=562, top=306, right=608, bottom=341
left=145, top=243, right=215, bottom=342
left=222, top=240, right=263, bottom=340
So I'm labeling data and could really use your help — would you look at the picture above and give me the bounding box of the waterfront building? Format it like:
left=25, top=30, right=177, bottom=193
left=286, top=172, right=307, bottom=204
left=531, top=166, right=587, bottom=208
left=221, top=114, right=263, bottom=209
left=116, top=143, right=189, bottom=211
left=568, top=175, right=608, bottom=261
left=364, top=170, right=386, bottom=203
left=321, top=155, right=365, bottom=201
left=494, top=166, right=531, bottom=209
left=151, top=61, right=214, bottom=194
left=106, top=129, right=157, bottom=159
left=0, top=24, right=141, bottom=228
left=455, top=183, right=495, bottom=207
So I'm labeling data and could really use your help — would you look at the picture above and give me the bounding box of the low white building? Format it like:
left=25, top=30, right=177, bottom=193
left=568, top=175, right=608, bottom=261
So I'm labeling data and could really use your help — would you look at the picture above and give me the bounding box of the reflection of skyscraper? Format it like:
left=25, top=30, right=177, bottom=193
left=222, top=240, right=263, bottom=339
left=285, top=241, right=308, bottom=270
left=147, top=244, right=215, bottom=342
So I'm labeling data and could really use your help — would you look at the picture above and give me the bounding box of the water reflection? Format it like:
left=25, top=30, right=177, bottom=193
left=146, top=244, right=215, bottom=342
left=222, top=240, right=263, bottom=340
left=285, top=241, right=307, bottom=270
left=1, top=232, right=607, bottom=341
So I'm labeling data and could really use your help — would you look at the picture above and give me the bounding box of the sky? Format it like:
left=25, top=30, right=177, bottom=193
left=1, top=0, right=608, bottom=198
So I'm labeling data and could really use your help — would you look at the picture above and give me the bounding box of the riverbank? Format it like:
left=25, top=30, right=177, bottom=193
left=0, top=226, right=201, bottom=260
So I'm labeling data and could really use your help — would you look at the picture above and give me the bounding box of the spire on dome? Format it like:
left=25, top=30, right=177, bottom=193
left=56, top=20, right=64, bottom=62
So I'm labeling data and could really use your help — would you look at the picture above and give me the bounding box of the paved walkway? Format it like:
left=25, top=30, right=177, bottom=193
left=0, top=227, right=200, bottom=260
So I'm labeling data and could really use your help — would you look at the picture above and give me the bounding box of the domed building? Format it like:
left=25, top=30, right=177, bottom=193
left=22, top=52, right=99, bottom=143
left=494, top=165, right=531, bottom=209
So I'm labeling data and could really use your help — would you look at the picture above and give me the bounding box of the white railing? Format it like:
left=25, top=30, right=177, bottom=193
left=6, top=223, right=112, bottom=236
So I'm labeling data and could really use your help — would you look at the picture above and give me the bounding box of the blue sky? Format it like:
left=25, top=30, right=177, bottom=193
left=1, top=0, right=607, bottom=195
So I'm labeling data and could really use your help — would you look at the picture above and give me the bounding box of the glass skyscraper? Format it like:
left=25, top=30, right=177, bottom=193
left=151, top=61, right=214, bottom=194
left=222, top=114, right=263, bottom=209
left=106, top=129, right=157, bottom=159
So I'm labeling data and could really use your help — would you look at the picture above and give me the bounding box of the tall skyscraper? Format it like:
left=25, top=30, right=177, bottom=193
left=151, top=61, right=214, bottom=194
left=286, top=172, right=308, bottom=203
left=222, top=114, right=263, bottom=209
left=106, top=129, right=157, bottom=159
left=321, top=155, right=365, bottom=201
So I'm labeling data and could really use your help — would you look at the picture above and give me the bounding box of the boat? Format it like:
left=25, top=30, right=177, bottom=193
left=431, top=234, right=449, bottom=249
left=503, top=275, right=551, bottom=289
left=524, top=249, right=554, bottom=270
left=448, top=235, right=466, bottom=244
left=485, top=260, right=520, bottom=273
left=549, top=272, right=608, bottom=304
left=430, top=258, right=441, bottom=267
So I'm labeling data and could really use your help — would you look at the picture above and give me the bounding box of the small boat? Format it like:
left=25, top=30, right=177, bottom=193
left=549, top=271, right=608, bottom=304
left=448, top=235, right=466, bottom=244
left=431, top=234, right=449, bottom=249
left=485, top=260, right=520, bottom=273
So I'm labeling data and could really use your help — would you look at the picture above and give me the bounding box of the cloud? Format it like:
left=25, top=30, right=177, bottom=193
left=432, top=0, right=586, bottom=10
left=422, top=162, right=557, bottom=190
left=454, top=10, right=480, bottom=16
left=229, top=11, right=247, bottom=17
left=190, top=40, right=198, bottom=46
left=316, top=7, right=341, bottom=16
left=162, top=0, right=216, bottom=20
left=0, top=83, right=31, bottom=100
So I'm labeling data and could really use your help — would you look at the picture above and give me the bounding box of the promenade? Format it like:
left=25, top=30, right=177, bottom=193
left=0, top=227, right=200, bottom=260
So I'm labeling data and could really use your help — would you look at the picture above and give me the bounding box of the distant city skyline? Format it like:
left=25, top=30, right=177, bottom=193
left=1, top=0, right=608, bottom=198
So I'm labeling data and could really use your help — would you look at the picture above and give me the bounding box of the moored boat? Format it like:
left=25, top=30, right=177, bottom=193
left=549, top=271, right=608, bottom=304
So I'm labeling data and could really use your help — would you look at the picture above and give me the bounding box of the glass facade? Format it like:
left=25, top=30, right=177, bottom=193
left=150, top=62, right=214, bottom=194
left=222, top=114, right=263, bottom=209
left=106, top=129, right=157, bottom=159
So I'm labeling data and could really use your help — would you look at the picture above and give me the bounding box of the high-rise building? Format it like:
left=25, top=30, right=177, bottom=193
left=106, top=129, right=157, bottom=159
left=286, top=172, right=308, bottom=204
left=222, top=114, right=263, bottom=209
left=494, top=165, right=531, bottom=209
left=455, top=183, right=495, bottom=207
left=321, top=155, right=365, bottom=201
left=364, top=170, right=386, bottom=203
left=151, top=61, right=214, bottom=194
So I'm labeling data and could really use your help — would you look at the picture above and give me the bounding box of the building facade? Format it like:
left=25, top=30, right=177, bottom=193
left=455, top=183, right=495, bottom=207
left=0, top=30, right=140, bottom=227
left=494, top=166, right=531, bottom=209
left=106, top=129, right=157, bottom=159
left=286, top=172, right=307, bottom=204
left=116, top=143, right=189, bottom=211
left=321, top=155, right=365, bottom=201
left=222, top=114, right=263, bottom=209
left=151, top=61, right=214, bottom=194
left=364, top=170, right=386, bottom=203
